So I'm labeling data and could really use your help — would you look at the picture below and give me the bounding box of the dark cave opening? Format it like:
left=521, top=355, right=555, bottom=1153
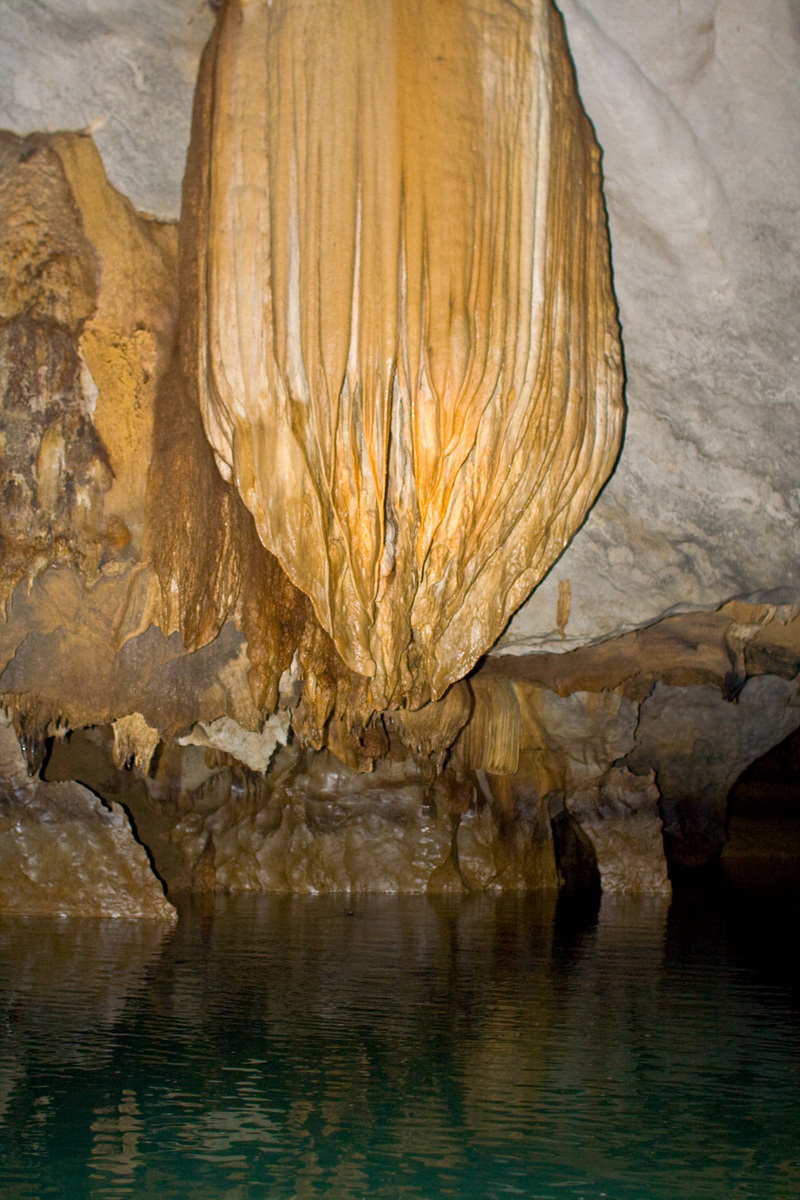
left=721, top=725, right=800, bottom=896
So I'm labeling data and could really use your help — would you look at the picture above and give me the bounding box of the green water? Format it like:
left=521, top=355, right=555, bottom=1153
left=1, top=890, right=798, bottom=1199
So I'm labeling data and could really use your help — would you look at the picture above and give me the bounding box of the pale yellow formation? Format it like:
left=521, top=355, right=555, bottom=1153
left=186, top=0, right=624, bottom=707
left=112, top=712, right=161, bottom=774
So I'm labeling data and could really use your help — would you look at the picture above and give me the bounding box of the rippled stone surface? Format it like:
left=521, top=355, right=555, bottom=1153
left=4, top=0, right=797, bottom=655
left=186, top=0, right=623, bottom=705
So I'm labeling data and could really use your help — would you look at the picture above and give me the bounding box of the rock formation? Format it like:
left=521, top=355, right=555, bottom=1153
left=0, top=0, right=797, bottom=911
left=182, top=0, right=623, bottom=707
left=0, top=717, right=175, bottom=918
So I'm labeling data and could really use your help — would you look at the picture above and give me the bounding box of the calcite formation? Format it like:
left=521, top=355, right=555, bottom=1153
left=0, top=0, right=797, bottom=909
left=2, top=1, right=798, bottom=654
left=565, top=769, right=670, bottom=896
left=45, top=730, right=558, bottom=895
left=183, top=0, right=624, bottom=707
left=498, top=0, right=800, bottom=652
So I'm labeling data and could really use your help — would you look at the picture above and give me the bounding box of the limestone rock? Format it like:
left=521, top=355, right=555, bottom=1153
left=0, top=1, right=797, bottom=900
left=457, top=682, right=653, bottom=890
left=478, top=602, right=800, bottom=702
left=112, top=713, right=160, bottom=773
left=184, top=0, right=623, bottom=706
left=1, top=2, right=797, bottom=657
left=46, top=726, right=559, bottom=895
left=566, top=768, right=671, bottom=896
left=0, top=130, right=177, bottom=604
left=84, top=739, right=556, bottom=896
left=625, top=675, right=800, bottom=867
left=458, top=680, right=523, bottom=776
left=51, top=132, right=179, bottom=553
left=0, top=719, right=175, bottom=918
left=500, top=0, right=800, bottom=653
left=188, top=744, right=556, bottom=895
left=0, top=132, right=106, bottom=602
left=0, top=0, right=214, bottom=220
left=386, top=682, right=473, bottom=769
left=176, top=713, right=290, bottom=775
left=458, top=681, right=638, bottom=791
left=0, top=567, right=263, bottom=747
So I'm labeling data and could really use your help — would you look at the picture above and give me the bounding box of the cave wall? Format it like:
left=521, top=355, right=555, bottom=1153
left=2, top=0, right=796, bottom=652
left=504, top=0, right=800, bottom=652
left=0, top=0, right=798, bottom=907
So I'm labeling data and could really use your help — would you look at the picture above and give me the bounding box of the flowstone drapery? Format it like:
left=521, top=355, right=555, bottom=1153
left=183, top=0, right=624, bottom=709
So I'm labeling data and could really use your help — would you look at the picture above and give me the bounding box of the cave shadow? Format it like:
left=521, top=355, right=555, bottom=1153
left=40, top=728, right=172, bottom=899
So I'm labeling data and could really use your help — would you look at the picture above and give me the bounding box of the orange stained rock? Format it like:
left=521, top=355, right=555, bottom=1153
left=184, top=0, right=624, bottom=708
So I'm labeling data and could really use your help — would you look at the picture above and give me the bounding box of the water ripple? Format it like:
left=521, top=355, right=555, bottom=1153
left=0, top=893, right=798, bottom=1199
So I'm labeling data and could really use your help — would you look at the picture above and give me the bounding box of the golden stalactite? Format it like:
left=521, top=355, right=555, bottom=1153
left=456, top=678, right=522, bottom=777
left=385, top=680, right=473, bottom=769
left=182, top=0, right=625, bottom=712
left=148, top=346, right=377, bottom=764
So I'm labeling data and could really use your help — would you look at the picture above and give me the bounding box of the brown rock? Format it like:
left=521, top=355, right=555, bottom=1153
left=0, top=719, right=175, bottom=918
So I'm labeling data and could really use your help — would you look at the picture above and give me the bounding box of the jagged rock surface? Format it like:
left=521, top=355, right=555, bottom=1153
left=0, top=719, right=175, bottom=918
left=456, top=682, right=672, bottom=894
left=46, top=733, right=559, bottom=896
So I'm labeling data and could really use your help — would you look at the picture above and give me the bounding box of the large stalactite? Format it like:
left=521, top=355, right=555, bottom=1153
left=179, top=0, right=625, bottom=711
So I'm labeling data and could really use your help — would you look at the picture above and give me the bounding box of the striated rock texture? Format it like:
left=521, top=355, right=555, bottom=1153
left=182, top=0, right=623, bottom=707
left=1, top=1, right=797, bottom=658
left=499, top=0, right=800, bottom=653
left=0, top=719, right=174, bottom=918
left=455, top=681, right=672, bottom=894
left=0, top=2, right=798, bottom=904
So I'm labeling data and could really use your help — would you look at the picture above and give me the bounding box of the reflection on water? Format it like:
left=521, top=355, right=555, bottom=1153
left=0, top=890, right=798, bottom=1199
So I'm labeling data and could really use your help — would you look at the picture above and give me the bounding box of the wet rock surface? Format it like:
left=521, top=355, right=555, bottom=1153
left=0, top=719, right=174, bottom=918
left=45, top=732, right=559, bottom=897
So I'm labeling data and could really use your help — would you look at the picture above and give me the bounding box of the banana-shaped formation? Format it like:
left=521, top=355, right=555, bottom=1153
left=182, top=0, right=624, bottom=709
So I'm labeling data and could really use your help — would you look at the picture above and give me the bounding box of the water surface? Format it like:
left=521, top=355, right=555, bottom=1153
left=1, top=890, right=798, bottom=1199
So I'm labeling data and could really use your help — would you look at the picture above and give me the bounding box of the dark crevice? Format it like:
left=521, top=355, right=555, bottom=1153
left=549, top=793, right=601, bottom=902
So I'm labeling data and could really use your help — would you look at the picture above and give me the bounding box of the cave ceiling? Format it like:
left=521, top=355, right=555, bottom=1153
left=0, top=0, right=798, bottom=906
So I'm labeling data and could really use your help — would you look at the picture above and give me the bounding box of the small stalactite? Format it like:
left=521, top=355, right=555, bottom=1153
left=3, top=697, right=57, bottom=777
